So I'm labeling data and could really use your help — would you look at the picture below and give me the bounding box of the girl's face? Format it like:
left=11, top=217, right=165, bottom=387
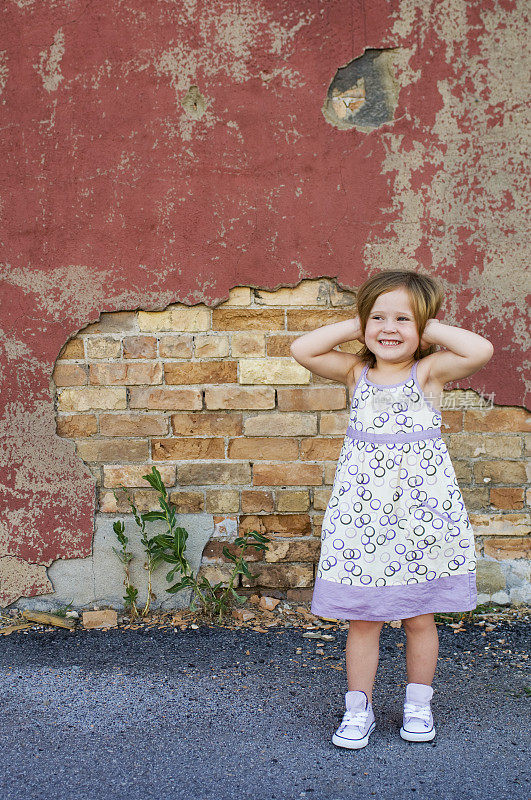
left=364, top=287, right=419, bottom=361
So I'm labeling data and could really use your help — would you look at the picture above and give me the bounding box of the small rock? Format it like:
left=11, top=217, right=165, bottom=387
left=259, top=596, right=280, bottom=611
left=302, top=631, right=322, bottom=639
left=82, top=610, right=118, bottom=629
left=389, top=620, right=402, bottom=628
left=232, top=608, right=256, bottom=622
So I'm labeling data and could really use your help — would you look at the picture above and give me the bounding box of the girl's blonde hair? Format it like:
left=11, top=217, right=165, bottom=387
left=355, top=270, right=445, bottom=366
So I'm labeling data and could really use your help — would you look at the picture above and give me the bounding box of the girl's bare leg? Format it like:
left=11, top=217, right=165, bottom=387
left=345, top=620, right=385, bottom=703
left=402, top=613, right=439, bottom=685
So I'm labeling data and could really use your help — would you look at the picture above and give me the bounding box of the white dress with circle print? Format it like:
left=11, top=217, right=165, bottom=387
left=310, top=359, right=477, bottom=621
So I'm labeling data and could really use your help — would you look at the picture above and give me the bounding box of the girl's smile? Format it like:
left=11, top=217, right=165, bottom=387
left=364, top=288, right=419, bottom=365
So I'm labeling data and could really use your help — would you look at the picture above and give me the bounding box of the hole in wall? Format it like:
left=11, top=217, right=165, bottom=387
left=322, top=48, right=400, bottom=132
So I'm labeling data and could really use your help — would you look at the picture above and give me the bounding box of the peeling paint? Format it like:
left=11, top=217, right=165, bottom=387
left=33, top=29, right=65, bottom=93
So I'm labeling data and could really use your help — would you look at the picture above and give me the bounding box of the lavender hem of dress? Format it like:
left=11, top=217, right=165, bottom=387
left=310, top=573, right=477, bottom=621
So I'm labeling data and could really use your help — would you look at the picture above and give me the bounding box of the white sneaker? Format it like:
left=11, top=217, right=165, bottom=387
left=400, top=682, right=436, bottom=742
left=332, top=690, right=376, bottom=749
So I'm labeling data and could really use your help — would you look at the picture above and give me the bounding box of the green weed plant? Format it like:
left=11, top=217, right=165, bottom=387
left=112, top=466, right=270, bottom=622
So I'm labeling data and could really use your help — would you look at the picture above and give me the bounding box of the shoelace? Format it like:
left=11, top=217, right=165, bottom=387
left=339, top=709, right=369, bottom=731
left=404, top=701, right=432, bottom=726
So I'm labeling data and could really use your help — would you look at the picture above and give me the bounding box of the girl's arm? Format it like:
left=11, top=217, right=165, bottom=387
left=290, top=317, right=365, bottom=386
left=420, top=319, right=494, bottom=385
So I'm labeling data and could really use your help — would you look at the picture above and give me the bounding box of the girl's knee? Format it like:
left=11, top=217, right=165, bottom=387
left=402, top=613, right=436, bottom=634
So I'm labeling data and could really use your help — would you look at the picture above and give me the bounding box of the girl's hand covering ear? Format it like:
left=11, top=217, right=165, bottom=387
left=420, top=318, right=440, bottom=349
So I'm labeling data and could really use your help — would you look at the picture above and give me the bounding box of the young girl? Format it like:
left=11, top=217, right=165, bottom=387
left=290, top=270, right=494, bottom=749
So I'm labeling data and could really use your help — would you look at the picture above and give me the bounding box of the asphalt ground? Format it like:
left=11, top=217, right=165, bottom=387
left=0, top=610, right=529, bottom=800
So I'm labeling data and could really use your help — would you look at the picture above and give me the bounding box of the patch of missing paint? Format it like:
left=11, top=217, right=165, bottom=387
left=0, top=556, right=52, bottom=606
left=33, top=28, right=65, bottom=93
left=322, top=48, right=400, bottom=132
left=181, top=85, right=207, bottom=120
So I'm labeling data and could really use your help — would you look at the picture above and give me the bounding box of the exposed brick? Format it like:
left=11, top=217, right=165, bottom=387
left=129, top=387, right=202, bottom=410
left=253, top=463, right=322, bottom=486
left=452, top=460, right=473, bottom=484
left=277, top=387, right=346, bottom=411
left=319, top=412, right=350, bottom=434
left=469, top=513, right=531, bottom=537
left=448, top=433, right=520, bottom=459
left=165, top=361, right=237, bottom=384
left=57, top=386, right=127, bottom=411
left=300, top=438, right=343, bottom=460
left=76, top=440, right=149, bottom=463
left=241, top=562, right=313, bottom=588
left=244, top=412, right=317, bottom=436
left=89, top=363, right=163, bottom=386
left=86, top=338, right=122, bottom=359
left=138, top=309, right=172, bottom=332
left=203, top=539, right=263, bottom=562
left=313, top=514, right=325, bottom=536
left=286, top=309, right=353, bottom=331
left=205, top=490, right=240, bottom=513
left=241, top=490, right=274, bottom=513
left=103, top=465, right=175, bottom=488
left=483, top=537, right=530, bottom=559
left=82, top=311, right=137, bottom=334
left=152, top=437, right=225, bottom=460
left=490, top=488, right=525, bottom=510
left=255, top=280, right=329, bottom=306
left=99, top=489, right=162, bottom=513
left=324, top=462, right=338, bottom=484
left=171, top=412, right=242, bottom=437
left=168, top=491, right=205, bottom=513
left=440, top=410, right=464, bottom=433
left=460, top=487, right=489, bottom=510
left=245, top=514, right=311, bottom=536
left=123, top=336, right=157, bottom=359
left=329, top=283, right=357, bottom=307
left=169, top=305, right=210, bottom=332
left=212, top=308, right=284, bottom=331
left=239, top=358, right=310, bottom=385
left=177, top=462, right=251, bottom=485
left=231, top=332, right=266, bottom=356
left=267, top=334, right=299, bottom=356
left=159, top=335, right=193, bottom=358
left=216, top=287, right=252, bottom=306
left=194, top=334, right=229, bottom=358
left=464, top=407, right=530, bottom=432
left=196, top=564, right=234, bottom=586
left=264, top=539, right=320, bottom=563
left=205, top=386, right=275, bottom=410
left=473, top=460, right=527, bottom=484
left=228, top=437, right=298, bottom=460
left=56, top=414, right=98, bottom=438
left=57, top=338, right=84, bottom=359
left=313, top=487, right=332, bottom=510
left=275, top=491, right=310, bottom=512
left=52, top=363, right=88, bottom=386
left=100, top=414, right=168, bottom=437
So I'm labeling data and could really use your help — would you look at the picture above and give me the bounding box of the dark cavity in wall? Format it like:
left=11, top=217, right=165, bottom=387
left=322, top=48, right=400, bottom=131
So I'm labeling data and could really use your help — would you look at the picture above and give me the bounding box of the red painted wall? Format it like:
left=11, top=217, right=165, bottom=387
left=0, top=0, right=528, bottom=594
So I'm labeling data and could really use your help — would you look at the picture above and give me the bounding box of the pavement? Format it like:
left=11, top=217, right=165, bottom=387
left=0, top=606, right=529, bottom=800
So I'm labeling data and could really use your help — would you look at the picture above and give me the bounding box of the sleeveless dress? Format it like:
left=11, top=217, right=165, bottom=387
left=311, top=359, right=477, bottom=621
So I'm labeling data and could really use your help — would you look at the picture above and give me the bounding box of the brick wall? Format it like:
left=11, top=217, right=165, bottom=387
left=53, top=279, right=530, bottom=605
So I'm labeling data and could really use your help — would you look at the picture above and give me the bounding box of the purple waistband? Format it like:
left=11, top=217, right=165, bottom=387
left=346, top=425, right=442, bottom=444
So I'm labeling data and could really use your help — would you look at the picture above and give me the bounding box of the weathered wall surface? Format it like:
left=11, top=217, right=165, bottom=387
left=0, top=0, right=529, bottom=607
